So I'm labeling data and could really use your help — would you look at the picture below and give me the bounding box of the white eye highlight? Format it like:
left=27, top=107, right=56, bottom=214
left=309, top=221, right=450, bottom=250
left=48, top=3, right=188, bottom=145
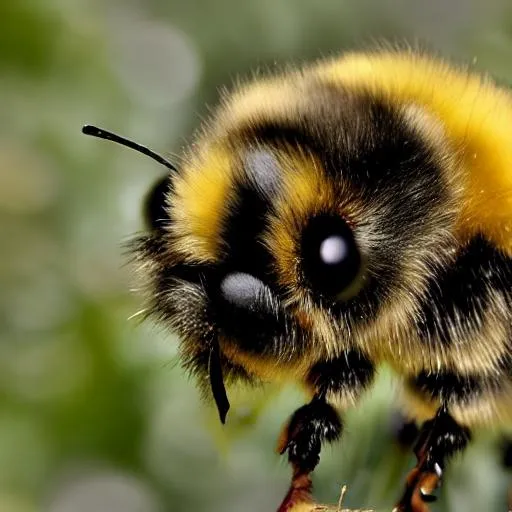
left=319, top=236, right=348, bottom=265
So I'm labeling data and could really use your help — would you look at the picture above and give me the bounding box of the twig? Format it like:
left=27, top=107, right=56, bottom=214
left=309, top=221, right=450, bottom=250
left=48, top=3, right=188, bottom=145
left=295, top=484, right=375, bottom=512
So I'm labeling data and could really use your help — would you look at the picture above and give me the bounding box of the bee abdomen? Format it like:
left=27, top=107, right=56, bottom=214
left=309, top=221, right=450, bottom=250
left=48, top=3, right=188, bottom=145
left=409, top=352, right=511, bottom=404
left=404, top=233, right=512, bottom=426
left=415, top=234, right=512, bottom=348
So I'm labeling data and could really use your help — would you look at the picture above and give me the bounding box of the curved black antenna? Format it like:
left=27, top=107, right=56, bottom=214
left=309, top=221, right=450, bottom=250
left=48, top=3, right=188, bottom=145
left=82, top=125, right=178, bottom=173
left=208, top=335, right=230, bottom=424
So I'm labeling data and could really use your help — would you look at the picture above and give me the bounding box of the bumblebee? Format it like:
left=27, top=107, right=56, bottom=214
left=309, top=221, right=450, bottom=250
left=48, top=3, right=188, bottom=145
left=84, top=49, right=512, bottom=511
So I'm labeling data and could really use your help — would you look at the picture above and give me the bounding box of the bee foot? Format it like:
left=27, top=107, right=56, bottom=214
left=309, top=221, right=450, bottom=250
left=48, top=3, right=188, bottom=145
left=393, top=467, right=439, bottom=512
left=278, top=398, right=342, bottom=474
left=395, top=405, right=470, bottom=512
left=418, top=471, right=440, bottom=502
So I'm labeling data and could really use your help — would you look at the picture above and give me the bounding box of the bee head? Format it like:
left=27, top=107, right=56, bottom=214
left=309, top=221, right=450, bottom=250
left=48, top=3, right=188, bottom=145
left=84, top=70, right=460, bottom=423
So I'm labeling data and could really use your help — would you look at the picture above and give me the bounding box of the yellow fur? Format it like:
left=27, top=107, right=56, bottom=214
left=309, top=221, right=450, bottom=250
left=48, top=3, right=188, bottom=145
left=221, top=338, right=312, bottom=383
left=170, top=146, right=235, bottom=262
left=401, top=381, right=512, bottom=429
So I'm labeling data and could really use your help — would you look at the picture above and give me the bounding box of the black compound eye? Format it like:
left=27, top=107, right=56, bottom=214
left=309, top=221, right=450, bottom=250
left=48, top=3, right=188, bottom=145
left=301, top=214, right=361, bottom=298
left=144, top=175, right=171, bottom=231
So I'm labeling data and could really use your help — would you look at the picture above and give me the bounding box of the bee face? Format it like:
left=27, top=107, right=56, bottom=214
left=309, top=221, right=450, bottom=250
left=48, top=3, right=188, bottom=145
left=135, top=78, right=460, bottom=388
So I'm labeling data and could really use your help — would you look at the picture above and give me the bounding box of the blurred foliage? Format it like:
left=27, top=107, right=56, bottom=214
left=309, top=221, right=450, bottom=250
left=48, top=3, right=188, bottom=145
left=1, top=1, right=511, bottom=511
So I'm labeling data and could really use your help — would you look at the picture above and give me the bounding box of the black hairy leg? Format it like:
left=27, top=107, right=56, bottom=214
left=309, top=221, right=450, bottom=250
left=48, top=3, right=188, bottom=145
left=276, top=394, right=343, bottom=512
left=275, top=351, right=373, bottom=511
left=394, top=405, right=471, bottom=512
left=277, top=394, right=343, bottom=472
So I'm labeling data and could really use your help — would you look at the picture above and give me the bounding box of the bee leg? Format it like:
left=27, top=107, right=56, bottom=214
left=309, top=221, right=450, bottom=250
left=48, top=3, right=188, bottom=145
left=390, top=410, right=420, bottom=450
left=394, top=404, right=471, bottom=512
left=276, top=395, right=343, bottom=512
left=278, top=395, right=343, bottom=472
left=276, top=351, right=372, bottom=511
left=277, top=394, right=343, bottom=473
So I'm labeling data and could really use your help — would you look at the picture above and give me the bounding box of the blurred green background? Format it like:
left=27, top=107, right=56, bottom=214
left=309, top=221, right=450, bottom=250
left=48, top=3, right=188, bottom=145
left=1, top=1, right=511, bottom=511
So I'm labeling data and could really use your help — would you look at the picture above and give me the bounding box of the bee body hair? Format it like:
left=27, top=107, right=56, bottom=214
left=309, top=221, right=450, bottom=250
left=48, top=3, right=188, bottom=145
left=122, top=49, right=512, bottom=507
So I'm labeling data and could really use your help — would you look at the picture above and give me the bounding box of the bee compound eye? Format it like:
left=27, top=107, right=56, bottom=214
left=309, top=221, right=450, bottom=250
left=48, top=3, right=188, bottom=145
left=144, top=175, right=170, bottom=231
left=301, top=214, right=361, bottom=298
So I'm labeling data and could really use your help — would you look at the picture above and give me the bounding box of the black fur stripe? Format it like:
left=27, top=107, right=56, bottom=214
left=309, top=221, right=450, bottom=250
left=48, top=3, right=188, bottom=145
left=307, top=350, right=376, bottom=395
left=411, top=370, right=486, bottom=402
left=221, top=180, right=275, bottom=283
left=234, top=84, right=446, bottom=197
left=415, top=235, right=512, bottom=346
left=410, top=351, right=512, bottom=403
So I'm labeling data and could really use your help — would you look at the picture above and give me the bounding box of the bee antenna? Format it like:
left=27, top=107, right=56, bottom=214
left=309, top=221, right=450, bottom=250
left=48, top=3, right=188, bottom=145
left=82, top=125, right=178, bottom=173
